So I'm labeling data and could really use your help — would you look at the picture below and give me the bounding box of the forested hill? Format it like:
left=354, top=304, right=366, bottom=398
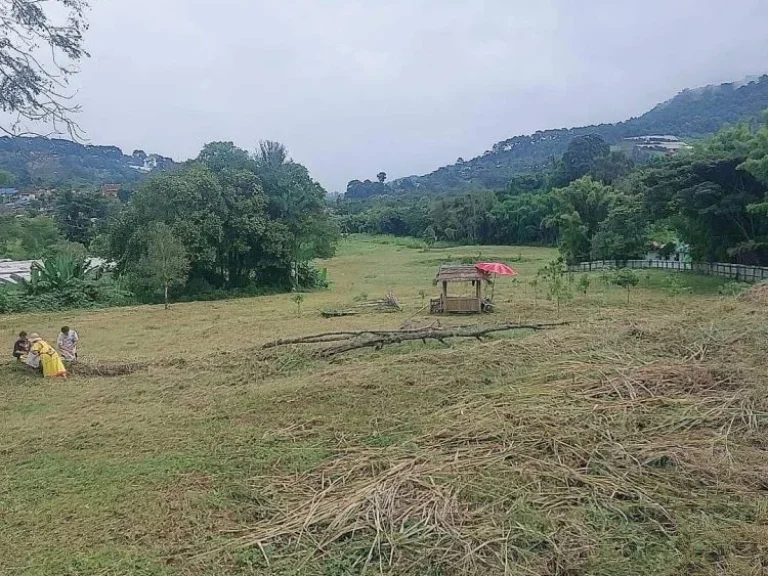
left=0, top=137, right=175, bottom=188
left=374, top=75, right=768, bottom=196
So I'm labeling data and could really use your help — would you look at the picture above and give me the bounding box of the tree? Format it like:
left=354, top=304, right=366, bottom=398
left=54, top=190, right=112, bottom=246
left=560, top=134, right=610, bottom=184
left=643, top=148, right=768, bottom=264
left=538, top=258, right=571, bottom=315
left=377, top=172, right=387, bottom=183
left=108, top=142, right=336, bottom=295
left=256, top=140, right=288, bottom=170
left=577, top=275, right=591, bottom=296
left=590, top=195, right=648, bottom=261
left=0, top=214, right=63, bottom=259
left=197, top=141, right=255, bottom=173
left=547, top=177, right=616, bottom=264
left=1, top=0, right=90, bottom=137
left=135, top=223, right=190, bottom=309
left=591, top=151, right=634, bottom=185
left=612, top=269, right=639, bottom=304
left=422, top=225, right=437, bottom=250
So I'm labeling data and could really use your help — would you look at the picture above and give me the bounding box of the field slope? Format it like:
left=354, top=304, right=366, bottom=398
left=1, top=237, right=766, bottom=576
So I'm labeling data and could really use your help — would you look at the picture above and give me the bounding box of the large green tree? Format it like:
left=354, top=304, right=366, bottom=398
left=590, top=194, right=648, bottom=261
left=107, top=141, right=336, bottom=295
left=643, top=128, right=768, bottom=264
left=547, top=177, right=617, bottom=264
left=54, top=190, right=113, bottom=246
left=559, top=134, right=611, bottom=184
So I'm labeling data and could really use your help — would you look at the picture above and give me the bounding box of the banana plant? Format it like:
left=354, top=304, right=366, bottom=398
left=18, top=255, right=95, bottom=295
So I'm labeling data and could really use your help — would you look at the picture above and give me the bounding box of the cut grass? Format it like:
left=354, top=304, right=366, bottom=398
left=1, top=236, right=767, bottom=575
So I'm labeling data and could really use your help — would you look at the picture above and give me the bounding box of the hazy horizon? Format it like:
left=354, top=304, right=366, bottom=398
left=41, top=1, right=768, bottom=191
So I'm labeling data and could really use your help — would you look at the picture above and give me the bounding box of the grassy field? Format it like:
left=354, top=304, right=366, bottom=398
left=1, top=235, right=766, bottom=576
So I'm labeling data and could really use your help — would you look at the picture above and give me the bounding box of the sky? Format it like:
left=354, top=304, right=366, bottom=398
left=64, top=0, right=768, bottom=192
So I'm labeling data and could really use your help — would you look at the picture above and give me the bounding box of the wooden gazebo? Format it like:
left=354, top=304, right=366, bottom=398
left=430, top=264, right=489, bottom=314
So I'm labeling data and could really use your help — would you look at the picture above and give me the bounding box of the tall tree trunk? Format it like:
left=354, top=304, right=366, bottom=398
left=164, top=284, right=169, bottom=310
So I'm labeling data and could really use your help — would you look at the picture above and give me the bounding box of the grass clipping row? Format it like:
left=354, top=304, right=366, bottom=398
left=217, top=332, right=768, bottom=575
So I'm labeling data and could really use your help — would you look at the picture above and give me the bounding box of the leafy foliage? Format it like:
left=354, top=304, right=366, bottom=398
left=612, top=269, right=640, bottom=303
left=642, top=123, right=768, bottom=264
left=590, top=195, right=648, bottom=261
left=0, top=215, right=63, bottom=259
left=339, top=110, right=768, bottom=267
left=537, top=258, right=571, bottom=314
left=577, top=274, right=591, bottom=296
left=106, top=141, right=337, bottom=298
left=128, top=222, right=190, bottom=308
left=54, top=189, right=115, bottom=245
left=0, top=0, right=89, bottom=137
left=0, top=253, right=131, bottom=313
left=546, top=177, right=616, bottom=264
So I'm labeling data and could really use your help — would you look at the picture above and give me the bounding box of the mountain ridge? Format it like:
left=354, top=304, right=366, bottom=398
left=0, top=136, right=175, bottom=189
left=366, top=74, right=768, bottom=197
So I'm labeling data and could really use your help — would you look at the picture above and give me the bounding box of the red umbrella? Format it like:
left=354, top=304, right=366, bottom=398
left=475, top=262, right=518, bottom=276
left=475, top=263, right=518, bottom=301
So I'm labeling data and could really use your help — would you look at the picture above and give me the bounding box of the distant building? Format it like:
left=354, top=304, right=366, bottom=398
left=646, top=241, right=691, bottom=262
left=102, top=184, right=121, bottom=199
left=0, top=188, right=18, bottom=203
left=624, top=135, right=692, bottom=161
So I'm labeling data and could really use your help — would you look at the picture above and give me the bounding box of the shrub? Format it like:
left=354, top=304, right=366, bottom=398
left=719, top=280, right=750, bottom=298
left=663, top=275, right=693, bottom=298
left=297, top=262, right=329, bottom=290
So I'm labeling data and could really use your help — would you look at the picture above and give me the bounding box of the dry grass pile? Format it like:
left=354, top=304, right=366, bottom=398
left=738, top=281, right=768, bottom=304
left=65, top=361, right=148, bottom=377
left=220, top=324, right=768, bottom=575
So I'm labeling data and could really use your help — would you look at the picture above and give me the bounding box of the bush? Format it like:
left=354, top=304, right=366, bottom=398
left=0, top=269, right=134, bottom=315
left=297, top=262, right=329, bottom=290
left=719, top=281, right=750, bottom=298
left=663, top=275, right=693, bottom=298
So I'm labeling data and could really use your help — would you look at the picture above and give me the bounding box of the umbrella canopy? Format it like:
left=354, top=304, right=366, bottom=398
left=475, top=262, right=518, bottom=276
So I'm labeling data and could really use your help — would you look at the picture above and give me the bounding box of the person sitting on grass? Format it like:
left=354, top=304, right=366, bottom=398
left=57, top=326, right=79, bottom=362
left=27, top=334, right=67, bottom=378
left=12, top=331, right=30, bottom=361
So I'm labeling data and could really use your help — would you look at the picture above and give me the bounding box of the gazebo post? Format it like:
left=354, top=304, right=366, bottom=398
left=442, top=280, right=448, bottom=309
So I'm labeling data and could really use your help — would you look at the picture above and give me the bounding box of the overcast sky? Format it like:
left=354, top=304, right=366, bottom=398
left=70, top=0, right=768, bottom=192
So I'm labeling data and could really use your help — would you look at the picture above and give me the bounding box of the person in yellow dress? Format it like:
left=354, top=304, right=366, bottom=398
left=27, top=333, right=68, bottom=378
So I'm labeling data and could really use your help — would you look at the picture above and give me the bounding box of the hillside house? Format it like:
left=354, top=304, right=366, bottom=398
left=0, top=188, right=18, bottom=203
left=645, top=241, right=691, bottom=262
left=102, top=184, right=121, bottom=199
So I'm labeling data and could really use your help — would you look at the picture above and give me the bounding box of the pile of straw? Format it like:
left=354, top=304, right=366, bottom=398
left=739, top=281, right=768, bottom=304
left=67, top=361, right=147, bottom=377
left=222, top=348, right=768, bottom=574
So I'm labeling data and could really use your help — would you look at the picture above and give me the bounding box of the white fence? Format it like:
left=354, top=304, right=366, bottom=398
left=567, top=260, right=768, bottom=283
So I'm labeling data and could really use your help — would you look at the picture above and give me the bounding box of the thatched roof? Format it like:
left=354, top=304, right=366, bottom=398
left=435, top=264, right=487, bottom=283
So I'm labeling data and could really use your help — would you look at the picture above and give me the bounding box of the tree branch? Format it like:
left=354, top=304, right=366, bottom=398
left=260, top=322, right=569, bottom=357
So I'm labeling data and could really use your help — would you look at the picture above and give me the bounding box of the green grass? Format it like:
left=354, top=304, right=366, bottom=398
left=1, top=235, right=767, bottom=575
